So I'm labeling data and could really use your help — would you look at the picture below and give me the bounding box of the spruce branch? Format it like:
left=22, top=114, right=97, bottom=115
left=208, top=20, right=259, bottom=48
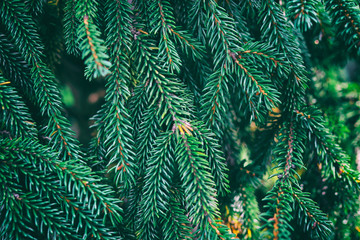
left=161, top=192, right=193, bottom=239
left=0, top=33, right=34, bottom=96
left=75, top=0, right=111, bottom=79
left=24, top=0, right=46, bottom=16
left=0, top=138, right=123, bottom=235
left=63, top=0, right=79, bottom=55
left=259, top=0, right=308, bottom=109
left=200, top=68, right=230, bottom=132
left=0, top=182, right=77, bottom=239
left=169, top=27, right=205, bottom=61
left=292, top=186, right=333, bottom=239
left=0, top=0, right=82, bottom=161
left=90, top=0, right=137, bottom=196
left=136, top=131, right=175, bottom=239
left=193, top=123, right=230, bottom=196
left=261, top=181, right=294, bottom=240
left=0, top=1, right=359, bottom=238
left=175, top=130, right=228, bottom=239
left=0, top=74, right=37, bottom=139
left=149, top=0, right=182, bottom=72
left=287, top=0, right=319, bottom=32
left=295, top=107, right=360, bottom=192
left=324, top=0, right=360, bottom=54
left=222, top=0, right=254, bottom=43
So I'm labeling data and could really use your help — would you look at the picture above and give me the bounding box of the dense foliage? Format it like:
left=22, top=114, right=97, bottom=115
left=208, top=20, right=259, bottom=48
left=1, top=0, right=360, bottom=239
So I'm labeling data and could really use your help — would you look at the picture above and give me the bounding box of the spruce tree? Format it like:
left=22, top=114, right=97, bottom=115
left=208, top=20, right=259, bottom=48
left=0, top=0, right=360, bottom=239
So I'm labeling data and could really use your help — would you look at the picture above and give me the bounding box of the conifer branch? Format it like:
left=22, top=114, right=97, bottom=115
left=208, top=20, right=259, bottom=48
left=0, top=1, right=82, bottom=161
left=75, top=0, right=111, bottom=79
left=222, top=0, right=254, bottom=43
left=175, top=131, right=225, bottom=238
left=287, top=0, right=319, bottom=32
left=1, top=1, right=359, bottom=238
left=147, top=0, right=182, bottom=72
left=0, top=138, right=123, bottom=232
left=0, top=183, right=77, bottom=239
left=0, top=34, right=34, bottom=96
left=137, top=131, right=175, bottom=239
left=0, top=74, right=37, bottom=139
left=325, top=0, right=360, bottom=54
left=200, top=68, right=229, bottom=131
left=261, top=182, right=294, bottom=240
left=295, top=107, right=360, bottom=190
left=292, top=186, right=333, bottom=239
left=193, top=123, right=230, bottom=196
left=63, top=0, right=79, bottom=55
left=135, top=106, right=161, bottom=173
left=161, top=191, right=193, bottom=239
left=90, top=0, right=137, bottom=196
left=0, top=141, right=123, bottom=239
left=260, top=0, right=308, bottom=109
left=169, top=27, right=206, bottom=61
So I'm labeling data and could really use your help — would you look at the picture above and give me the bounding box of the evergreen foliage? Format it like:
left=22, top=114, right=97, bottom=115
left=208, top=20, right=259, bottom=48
left=0, top=0, right=360, bottom=239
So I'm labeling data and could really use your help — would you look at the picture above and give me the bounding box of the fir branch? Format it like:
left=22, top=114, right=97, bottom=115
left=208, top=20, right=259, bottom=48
left=148, top=0, right=182, bottom=72
left=0, top=33, right=34, bottom=96
left=132, top=36, right=192, bottom=127
left=131, top=82, right=151, bottom=139
left=233, top=57, right=280, bottom=113
left=75, top=0, right=111, bottom=79
left=137, top=131, right=174, bottom=239
left=1, top=158, right=61, bottom=197
left=0, top=0, right=82, bottom=161
left=63, top=0, right=79, bottom=55
left=1, top=1, right=359, bottom=238
left=260, top=119, right=326, bottom=238
left=199, top=0, right=279, bottom=129
left=193, top=123, right=230, bottom=196
left=1, top=155, right=109, bottom=237
left=0, top=74, right=37, bottom=139
left=231, top=77, right=264, bottom=123
left=161, top=189, right=193, bottom=239
left=0, top=0, right=44, bottom=64
left=261, top=181, right=294, bottom=240
left=205, top=0, right=240, bottom=69
left=93, top=101, right=137, bottom=195
left=260, top=0, right=305, bottom=66
left=187, top=0, right=207, bottom=41
left=200, top=68, right=230, bottom=132
left=135, top=106, right=161, bottom=174
left=272, top=121, right=307, bottom=181
left=129, top=95, right=161, bottom=237
left=0, top=138, right=124, bottom=234
left=287, top=0, right=319, bottom=32
left=175, top=130, right=225, bottom=238
left=0, top=179, right=77, bottom=239
left=237, top=42, right=288, bottom=74
left=292, top=186, right=333, bottom=239
left=90, top=0, right=137, bottom=196
left=324, top=0, right=360, bottom=54
left=104, top=0, right=132, bottom=71
left=222, top=0, right=254, bottom=43
left=169, top=27, right=206, bottom=61
left=24, top=0, right=46, bottom=16
left=0, top=181, right=39, bottom=240
left=259, top=0, right=308, bottom=109
left=295, top=107, right=360, bottom=191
